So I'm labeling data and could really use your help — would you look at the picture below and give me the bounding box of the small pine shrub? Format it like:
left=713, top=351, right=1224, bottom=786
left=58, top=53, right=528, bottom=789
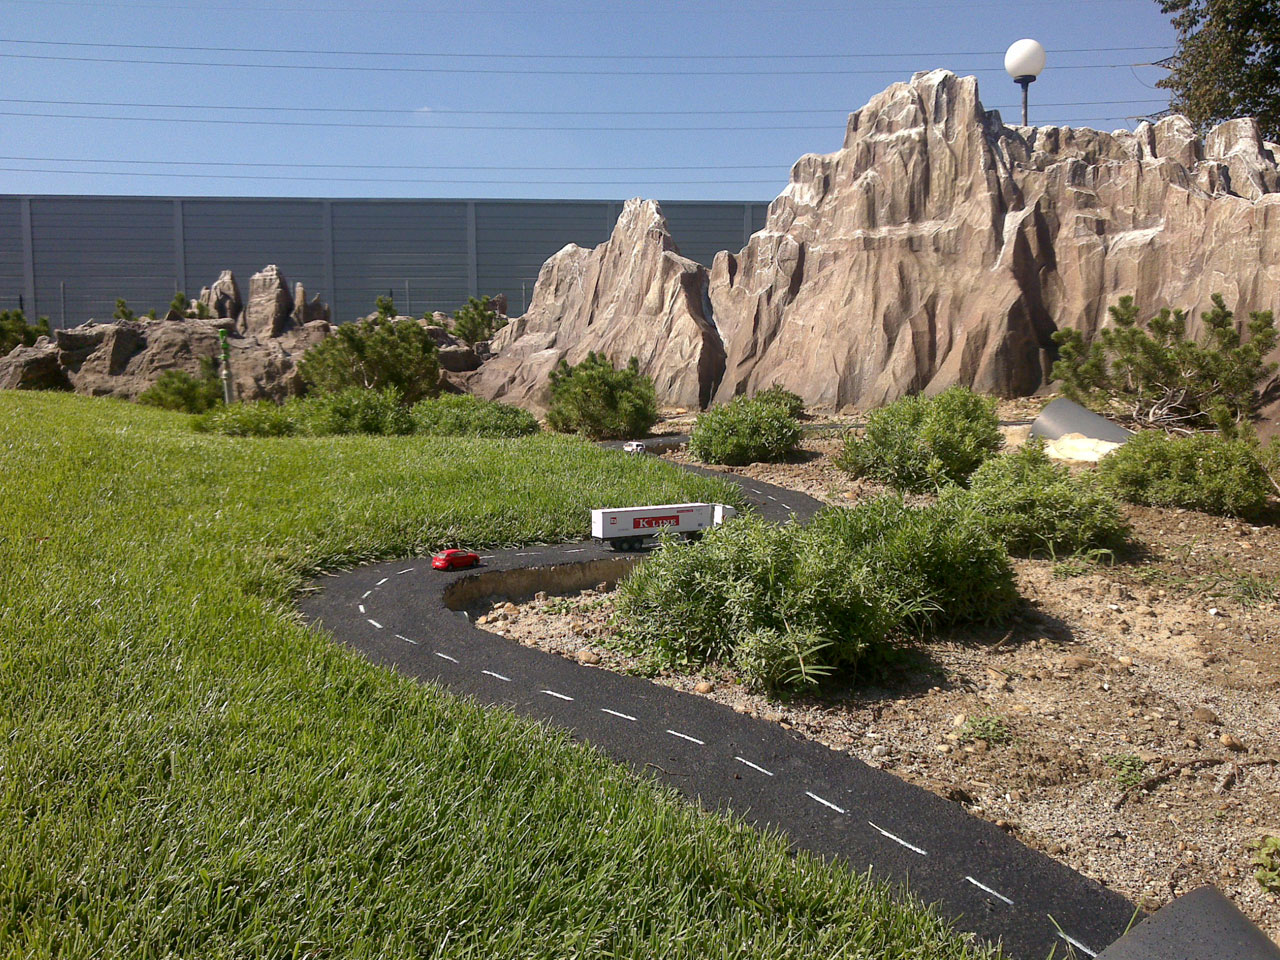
left=113, top=298, right=135, bottom=322
left=546, top=353, right=659, bottom=440
left=689, top=396, right=802, bottom=466
left=450, top=295, right=507, bottom=345
left=837, top=387, right=1001, bottom=492
left=410, top=394, right=539, bottom=438
left=755, top=384, right=806, bottom=418
left=1097, top=431, right=1273, bottom=520
left=301, top=387, right=414, bottom=436
left=194, top=401, right=299, bottom=437
left=137, top=359, right=224, bottom=414
left=960, top=439, right=1129, bottom=556
left=0, top=309, right=50, bottom=355
left=299, top=308, right=440, bottom=405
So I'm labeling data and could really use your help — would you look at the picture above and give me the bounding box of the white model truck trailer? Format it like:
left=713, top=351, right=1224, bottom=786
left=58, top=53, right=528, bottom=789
left=591, top=503, right=738, bottom=551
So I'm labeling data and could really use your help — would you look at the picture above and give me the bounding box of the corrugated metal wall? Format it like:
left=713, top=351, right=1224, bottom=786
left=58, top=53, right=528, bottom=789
left=0, top=195, right=770, bottom=327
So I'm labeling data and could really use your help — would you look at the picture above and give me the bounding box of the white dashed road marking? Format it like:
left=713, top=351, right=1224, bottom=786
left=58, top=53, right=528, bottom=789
left=666, top=729, right=705, bottom=745
left=376, top=577, right=389, bottom=586
left=395, top=634, right=418, bottom=645
left=366, top=619, right=383, bottom=629
left=541, top=689, right=574, bottom=701
left=1056, top=932, right=1098, bottom=957
left=433, top=652, right=458, bottom=663
left=734, top=756, right=774, bottom=777
left=482, top=670, right=512, bottom=682
left=357, top=604, right=365, bottom=613
left=767, top=495, right=778, bottom=501
left=781, top=503, right=792, bottom=510
left=805, top=791, right=846, bottom=815
left=361, top=590, right=372, bottom=599
left=565, top=548, right=585, bottom=554
left=965, top=876, right=1013, bottom=906
left=600, top=708, right=637, bottom=721
left=398, top=568, right=414, bottom=575
left=868, top=820, right=927, bottom=856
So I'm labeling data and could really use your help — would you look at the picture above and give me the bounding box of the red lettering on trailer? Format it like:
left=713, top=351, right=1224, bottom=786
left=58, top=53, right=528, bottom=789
left=634, top=515, right=679, bottom=529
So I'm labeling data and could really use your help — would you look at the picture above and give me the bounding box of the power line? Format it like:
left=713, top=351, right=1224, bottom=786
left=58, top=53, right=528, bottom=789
left=0, top=108, right=1147, bottom=131
left=0, top=97, right=1172, bottom=117
left=0, top=51, right=1155, bottom=75
left=0, top=166, right=786, bottom=185
left=0, top=38, right=1175, bottom=60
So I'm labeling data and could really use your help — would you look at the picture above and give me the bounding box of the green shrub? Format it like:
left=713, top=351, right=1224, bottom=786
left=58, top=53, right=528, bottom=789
left=1097, top=431, right=1273, bottom=520
left=450, top=295, right=508, bottom=345
left=615, top=496, right=1017, bottom=692
left=113, top=298, right=135, bottom=322
left=1053, top=294, right=1278, bottom=434
left=959, top=439, right=1129, bottom=556
left=733, top=628, right=834, bottom=694
left=546, top=352, right=659, bottom=440
left=689, top=396, right=802, bottom=466
left=137, top=359, right=224, bottom=414
left=300, top=387, right=414, bottom=436
left=194, top=401, right=299, bottom=437
left=837, top=387, right=1001, bottom=492
left=1253, top=836, right=1280, bottom=893
left=410, top=394, right=539, bottom=438
left=299, top=313, right=440, bottom=404
left=0, top=309, right=50, bottom=355
left=755, top=384, right=806, bottom=418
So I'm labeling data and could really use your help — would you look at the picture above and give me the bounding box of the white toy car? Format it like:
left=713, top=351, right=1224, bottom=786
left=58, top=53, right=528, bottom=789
left=622, top=441, right=647, bottom=454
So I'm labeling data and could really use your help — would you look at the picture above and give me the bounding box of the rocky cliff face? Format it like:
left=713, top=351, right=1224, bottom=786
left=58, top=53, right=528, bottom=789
left=480, top=71, right=1280, bottom=412
left=709, top=69, right=1280, bottom=409
left=0, top=266, right=331, bottom=402
left=467, top=198, right=724, bottom=411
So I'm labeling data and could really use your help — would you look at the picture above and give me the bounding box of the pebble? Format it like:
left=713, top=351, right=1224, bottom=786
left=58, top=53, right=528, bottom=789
left=871, top=744, right=890, bottom=758
left=1061, top=655, right=1097, bottom=671
left=1221, top=733, right=1246, bottom=752
left=1192, top=707, right=1221, bottom=725
left=576, top=649, right=601, bottom=665
left=694, top=680, right=714, bottom=694
left=936, top=743, right=953, bottom=754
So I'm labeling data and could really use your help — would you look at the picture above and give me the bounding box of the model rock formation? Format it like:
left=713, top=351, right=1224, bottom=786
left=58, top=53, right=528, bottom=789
left=479, top=71, right=1280, bottom=411
left=467, top=198, right=724, bottom=411
left=0, top=266, right=331, bottom=402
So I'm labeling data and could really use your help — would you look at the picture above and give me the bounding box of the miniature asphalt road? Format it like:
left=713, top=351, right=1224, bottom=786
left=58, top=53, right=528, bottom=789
left=300, top=461, right=1137, bottom=960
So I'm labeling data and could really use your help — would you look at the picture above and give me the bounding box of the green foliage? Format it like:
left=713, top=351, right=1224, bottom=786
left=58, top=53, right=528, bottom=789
left=1052, top=294, right=1278, bottom=434
left=615, top=496, right=1017, bottom=691
left=298, top=314, right=440, bottom=405
left=300, top=386, right=415, bottom=436
left=1097, top=431, right=1273, bottom=520
left=1104, top=753, right=1148, bottom=790
left=374, top=294, right=398, bottom=320
left=168, top=291, right=191, bottom=317
left=0, top=309, right=50, bottom=355
left=733, top=628, right=834, bottom=694
left=112, top=298, right=134, bottom=322
left=450, top=295, right=508, bottom=345
left=193, top=400, right=300, bottom=437
left=137, top=358, right=224, bottom=414
left=4, top=396, right=993, bottom=960
left=689, top=395, right=802, bottom=466
left=546, top=352, right=659, bottom=440
left=958, top=715, right=1012, bottom=746
left=837, top=387, right=1002, bottom=492
left=959, top=439, right=1129, bottom=556
left=755, top=384, right=806, bottom=418
left=193, top=299, right=213, bottom=319
left=410, top=394, right=540, bottom=438
left=1253, top=835, right=1280, bottom=893
left=1157, top=0, right=1280, bottom=142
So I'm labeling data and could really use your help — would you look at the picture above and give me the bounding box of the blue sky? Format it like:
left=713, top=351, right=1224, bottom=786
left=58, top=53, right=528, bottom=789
left=0, top=0, right=1177, bottom=201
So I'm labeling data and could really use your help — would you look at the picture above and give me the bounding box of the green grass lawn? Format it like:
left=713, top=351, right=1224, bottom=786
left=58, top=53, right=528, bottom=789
left=0, top=392, right=996, bottom=959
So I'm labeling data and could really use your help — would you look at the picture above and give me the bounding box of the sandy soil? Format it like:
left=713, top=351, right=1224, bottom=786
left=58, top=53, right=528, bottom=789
left=477, top=409, right=1280, bottom=937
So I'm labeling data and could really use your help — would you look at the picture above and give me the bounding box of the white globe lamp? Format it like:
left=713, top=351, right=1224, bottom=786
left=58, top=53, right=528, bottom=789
left=1004, top=39, right=1046, bottom=126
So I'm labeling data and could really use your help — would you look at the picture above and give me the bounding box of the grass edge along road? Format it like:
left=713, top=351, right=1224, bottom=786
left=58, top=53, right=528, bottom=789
left=0, top=393, right=998, bottom=959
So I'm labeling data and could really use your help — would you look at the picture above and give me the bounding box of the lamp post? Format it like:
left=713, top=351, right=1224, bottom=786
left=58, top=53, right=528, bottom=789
left=1004, top=39, right=1046, bottom=127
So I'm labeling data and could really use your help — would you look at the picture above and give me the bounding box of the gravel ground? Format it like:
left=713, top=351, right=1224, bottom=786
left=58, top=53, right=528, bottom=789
left=477, top=408, right=1280, bottom=938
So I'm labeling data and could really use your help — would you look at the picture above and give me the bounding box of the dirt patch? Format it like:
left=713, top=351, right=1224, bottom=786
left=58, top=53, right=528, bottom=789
left=477, top=428, right=1280, bottom=937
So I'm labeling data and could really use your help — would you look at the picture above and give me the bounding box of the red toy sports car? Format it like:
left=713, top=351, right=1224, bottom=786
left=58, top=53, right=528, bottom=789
left=431, top=549, right=480, bottom=571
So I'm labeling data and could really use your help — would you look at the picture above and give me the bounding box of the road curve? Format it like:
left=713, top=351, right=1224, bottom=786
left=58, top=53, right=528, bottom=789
left=300, top=457, right=1136, bottom=960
